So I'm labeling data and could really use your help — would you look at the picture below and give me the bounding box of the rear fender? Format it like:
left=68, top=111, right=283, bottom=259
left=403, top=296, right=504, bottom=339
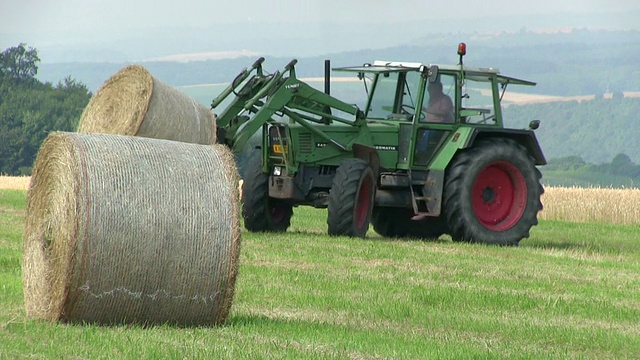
left=465, top=129, right=547, bottom=165
left=427, top=127, right=546, bottom=172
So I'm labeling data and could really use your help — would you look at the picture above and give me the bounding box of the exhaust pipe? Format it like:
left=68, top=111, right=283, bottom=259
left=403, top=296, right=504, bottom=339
left=324, top=59, right=330, bottom=95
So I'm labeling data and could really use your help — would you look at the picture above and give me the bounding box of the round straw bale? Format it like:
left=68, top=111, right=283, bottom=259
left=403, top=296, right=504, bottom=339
left=77, top=65, right=217, bottom=145
left=23, top=132, right=240, bottom=326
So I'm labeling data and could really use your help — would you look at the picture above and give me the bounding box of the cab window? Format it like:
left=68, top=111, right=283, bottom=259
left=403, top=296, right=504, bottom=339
left=367, top=71, right=422, bottom=120
left=460, top=78, right=496, bottom=124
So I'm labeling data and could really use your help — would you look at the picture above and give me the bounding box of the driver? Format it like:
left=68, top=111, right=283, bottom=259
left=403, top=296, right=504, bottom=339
left=422, top=80, right=454, bottom=123
left=412, top=80, right=454, bottom=220
left=416, top=80, right=454, bottom=153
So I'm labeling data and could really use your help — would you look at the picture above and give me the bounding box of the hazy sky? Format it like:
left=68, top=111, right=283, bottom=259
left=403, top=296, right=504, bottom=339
left=4, top=0, right=639, bottom=35
left=2, top=0, right=640, bottom=62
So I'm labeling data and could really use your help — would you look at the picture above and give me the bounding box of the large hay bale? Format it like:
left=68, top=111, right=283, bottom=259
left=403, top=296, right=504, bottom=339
left=77, top=65, right=216, bottom=145
left=22, top=132, right=240, bottom=326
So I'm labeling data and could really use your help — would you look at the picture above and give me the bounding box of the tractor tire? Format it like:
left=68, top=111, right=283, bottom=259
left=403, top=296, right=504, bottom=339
left=407, top=214, right=448, bottom=239
left=372, top=207, right=447, bottom=239
left=242, top=157, right=293, bottom=232
left=327, top=158, right=375, bottom=238
left=371, top=207, right=409, bottom=238
left=443, top=138, right=543, bottom=246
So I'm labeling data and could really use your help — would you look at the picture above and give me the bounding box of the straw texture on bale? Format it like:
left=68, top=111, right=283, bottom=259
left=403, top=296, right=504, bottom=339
left=77, top=65, right=217, bottom=145
left=23, top=132, right=240, bottom=326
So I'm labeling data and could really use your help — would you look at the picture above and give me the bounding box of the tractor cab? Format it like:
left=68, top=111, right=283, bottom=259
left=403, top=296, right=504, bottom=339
left=334, top=54, right=537, bottom=167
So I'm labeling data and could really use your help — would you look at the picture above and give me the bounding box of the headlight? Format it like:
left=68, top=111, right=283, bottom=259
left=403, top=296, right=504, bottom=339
left=273, top=166, right=282, bottom=176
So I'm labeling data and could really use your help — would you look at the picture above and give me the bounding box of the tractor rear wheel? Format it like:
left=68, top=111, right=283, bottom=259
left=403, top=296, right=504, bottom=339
left=327, top=159, right=375, bottom=238
left=242, top=156, right=293, bottom=232
left=443, top=138, right=543, bottom=246
left=372, top=207, right=447, bottom=239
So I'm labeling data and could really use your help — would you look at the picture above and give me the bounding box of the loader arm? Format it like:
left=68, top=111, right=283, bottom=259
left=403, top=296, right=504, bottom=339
left=212, top=59, right=365, bottom=152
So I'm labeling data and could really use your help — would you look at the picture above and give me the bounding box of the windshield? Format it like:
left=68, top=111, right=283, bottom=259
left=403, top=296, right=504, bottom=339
left=366, top=71, right=422, bottom=120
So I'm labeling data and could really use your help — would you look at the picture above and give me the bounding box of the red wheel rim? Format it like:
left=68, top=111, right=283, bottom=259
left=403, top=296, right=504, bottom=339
left=354, top=175, right=372, bottom=230
left=471, top=161, right=527, bottom=231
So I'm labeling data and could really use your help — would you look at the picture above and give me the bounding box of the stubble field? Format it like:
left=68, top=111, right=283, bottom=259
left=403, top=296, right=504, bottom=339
left=1, top=177, right=639, bottom=359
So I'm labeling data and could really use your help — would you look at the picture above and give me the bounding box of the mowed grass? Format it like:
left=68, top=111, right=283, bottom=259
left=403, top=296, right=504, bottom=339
left=2, top=189, right=640, bottom=359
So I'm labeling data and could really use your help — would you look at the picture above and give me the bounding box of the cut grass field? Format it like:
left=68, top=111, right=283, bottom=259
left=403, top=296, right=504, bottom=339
left=1, top=188, right=640, bottom=359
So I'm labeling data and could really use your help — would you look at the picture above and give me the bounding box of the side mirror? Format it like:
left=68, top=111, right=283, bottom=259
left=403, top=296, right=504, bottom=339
left=426, top=65, right=439, bottom=82
left=529, top=120, right=540, bottom=130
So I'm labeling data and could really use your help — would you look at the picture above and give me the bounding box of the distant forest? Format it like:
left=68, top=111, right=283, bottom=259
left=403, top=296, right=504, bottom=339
left=542, top=153, right=640, bottom=188
left=503, top=95, right=640, bottom=164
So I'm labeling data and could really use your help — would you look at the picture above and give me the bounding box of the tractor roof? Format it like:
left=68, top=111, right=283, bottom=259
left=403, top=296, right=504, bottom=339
left=333, top=60, right=536, bottom=86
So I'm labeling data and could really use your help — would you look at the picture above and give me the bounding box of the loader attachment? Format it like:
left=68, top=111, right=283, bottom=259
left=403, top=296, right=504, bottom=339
left=212, top=58, right=365, bottom=152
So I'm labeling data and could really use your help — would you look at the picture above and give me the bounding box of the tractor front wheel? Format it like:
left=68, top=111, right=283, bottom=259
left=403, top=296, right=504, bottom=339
left=242, top=157, right=293, bottom=232
left=327, top=159, right=375, bottom=238
left=443, top=138, right=543, bottom=246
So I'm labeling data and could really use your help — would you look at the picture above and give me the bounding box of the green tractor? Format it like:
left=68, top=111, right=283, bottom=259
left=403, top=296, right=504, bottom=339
left=212, top=43, right=545, bottom=246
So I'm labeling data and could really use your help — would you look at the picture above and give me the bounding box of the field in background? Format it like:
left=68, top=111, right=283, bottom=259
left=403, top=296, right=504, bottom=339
left=1, top=176, right=638, bottom=225
left=180, top=81, right=640, bottom=111
left=0, top=176, right=30, bottom=191
left=1, top=188, right=639, bottom=358
left=540, top=186, right=640, bottom=225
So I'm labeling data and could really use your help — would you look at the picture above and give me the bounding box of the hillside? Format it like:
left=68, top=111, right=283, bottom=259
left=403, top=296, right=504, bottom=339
left=37, top=29, right=640, bottom=95
left=503, top=95, right=640, bottom=164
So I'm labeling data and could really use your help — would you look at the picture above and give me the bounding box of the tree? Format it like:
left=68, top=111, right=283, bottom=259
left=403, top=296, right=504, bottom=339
left=611, top=91, right=625, bottom=101
left=545, top=155, right=587, bottom=171
left=0, top=45, right=91, bottom=175
left=0, top=43, right=40, bottom=82
left=610, top=153, right=640, bottom=178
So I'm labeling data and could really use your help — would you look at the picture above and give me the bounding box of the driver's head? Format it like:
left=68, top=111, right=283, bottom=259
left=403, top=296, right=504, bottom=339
left=428, top=80, right=443, bottom=94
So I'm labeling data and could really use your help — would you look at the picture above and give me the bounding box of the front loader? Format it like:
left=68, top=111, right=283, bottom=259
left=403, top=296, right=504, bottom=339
left=212, top=43, right=545, bottom=246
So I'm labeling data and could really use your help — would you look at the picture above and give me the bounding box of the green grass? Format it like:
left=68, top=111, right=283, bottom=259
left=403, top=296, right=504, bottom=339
left=2, top=189, right=640, bottom=359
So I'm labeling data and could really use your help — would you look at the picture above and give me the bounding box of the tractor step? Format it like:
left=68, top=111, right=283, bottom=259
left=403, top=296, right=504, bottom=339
left=379, top=172, right=430, bottom=188
left=411, top=213, right=429, bottom=221
left=408, top=170, right=431, bottom=216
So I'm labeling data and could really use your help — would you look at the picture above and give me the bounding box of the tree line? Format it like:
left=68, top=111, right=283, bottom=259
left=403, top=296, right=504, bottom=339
left=546, top=153, right=640, bottom=177
left=0, top=44, right=91, bottom=175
